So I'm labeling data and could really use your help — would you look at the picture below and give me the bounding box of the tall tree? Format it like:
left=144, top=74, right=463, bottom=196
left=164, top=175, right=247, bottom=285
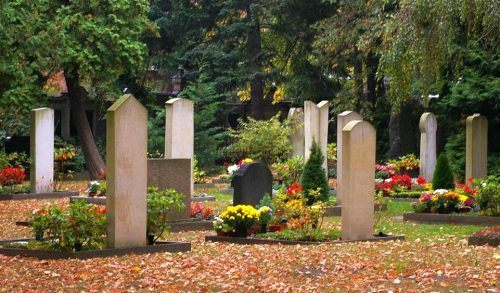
left=1, top=0, right=156, bottom=178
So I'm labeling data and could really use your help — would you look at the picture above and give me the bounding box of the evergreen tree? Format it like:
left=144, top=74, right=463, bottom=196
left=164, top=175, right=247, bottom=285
left=300, top=140, right=330, bottom=205
left=432, top=153, right=455, bottom=190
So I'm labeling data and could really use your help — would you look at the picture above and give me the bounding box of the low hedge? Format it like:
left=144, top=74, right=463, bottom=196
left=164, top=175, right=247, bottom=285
left=386, top=191, right=427, bottom=199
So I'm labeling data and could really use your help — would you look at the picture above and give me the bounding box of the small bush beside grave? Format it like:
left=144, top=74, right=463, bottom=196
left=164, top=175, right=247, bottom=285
left=468, top=227, right=500, bottom=247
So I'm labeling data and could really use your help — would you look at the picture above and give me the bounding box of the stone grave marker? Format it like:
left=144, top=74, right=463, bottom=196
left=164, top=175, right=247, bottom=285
left=341, top=120, right=376, bottom=241
left=147, top=158, right=191, bottom=218
left=30, top=108, right=54, bottom=193
left=466, top=114, right=488, bottom=183
left=288, top=107, right=305, bottom=158
left=106, top=94, right=147, bottom=248
left=419, top=112, right=437, bottom=181
left=336, top=111, right=362, bottom=205
left=304, top=101, right=329, bottom=175
left=231, top=162, right=273, bottom=207
left=165, top=98, right=194, bottom=196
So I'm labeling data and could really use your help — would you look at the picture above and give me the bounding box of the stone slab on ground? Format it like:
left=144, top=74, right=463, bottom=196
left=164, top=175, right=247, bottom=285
left=191, top=195, right=216, bottom=202
left=219, top=188, right=233, bottom=194
left=194, top=183, right=216, bottom=189
left=403, top=213, right=500, bottom=226
left=0, top=240, right=190, bottom=260
left=0, top=191, right=78, bottom=201
left=70, top=196, right=106, bottom=205
left=212, top=178, right=231, bottom=184
left=205, top=234, right=404, bottom=245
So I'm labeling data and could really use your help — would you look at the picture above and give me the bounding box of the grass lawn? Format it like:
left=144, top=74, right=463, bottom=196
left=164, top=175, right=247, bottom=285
left=0, top=181, right=497, bottom=292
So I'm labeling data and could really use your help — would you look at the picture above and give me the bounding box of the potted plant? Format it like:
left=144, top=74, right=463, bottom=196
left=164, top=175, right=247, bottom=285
left=257, top=206, right=272, bottom=233
left=87, top=181, right=101, bottom=197
left=217, top=205, right=260, bottom=237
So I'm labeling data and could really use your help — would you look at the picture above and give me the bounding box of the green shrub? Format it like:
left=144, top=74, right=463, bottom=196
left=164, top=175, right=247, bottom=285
left=300, top=141, right=330, bottom=205
left=29, top=200, right=106, bottom=251
left=444, top=131, right=466, bottom=181
left=272, top=156, right=304, bottom=187
left=474, top=176, right=500, bottom=216
left=147, top=187, right=185, bottom=243
left=230, top=113, right=292, bottom=165
left=432, top=153, right=455, bottom=190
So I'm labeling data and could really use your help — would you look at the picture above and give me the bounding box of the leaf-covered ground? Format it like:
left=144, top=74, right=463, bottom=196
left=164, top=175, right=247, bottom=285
left=0, top=182, right=498, bottom=292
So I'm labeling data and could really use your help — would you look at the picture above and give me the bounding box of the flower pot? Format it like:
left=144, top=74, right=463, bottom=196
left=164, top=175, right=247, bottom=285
left=268, top=224, right=281, bottom=232
left=88, top=192, right=97, bottom=197
left=260, top=224, right=267, bottom=234
left=216, top=230, right=229, bottom=237
left=233, top=227, right=248, bottom=238
left=147, top=234, right=155, bottom=245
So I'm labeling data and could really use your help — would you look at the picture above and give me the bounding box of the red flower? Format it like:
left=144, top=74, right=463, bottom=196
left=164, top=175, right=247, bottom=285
left=416, top=177, right=426, bottom=185
left=97, top=207, right=106, bottom=214
left=223, top=162, right=228, bottom=167
left=0, top=166, right=26, bottom=186
left=287, top=183, right=303, bottom=196
left=467, top=177, right=474, bottom=183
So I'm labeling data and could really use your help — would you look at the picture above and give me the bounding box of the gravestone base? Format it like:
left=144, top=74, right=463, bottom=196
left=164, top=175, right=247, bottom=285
left=0, top=191, right=78, bottom=201
left=0, top=239, right=190, bottom=260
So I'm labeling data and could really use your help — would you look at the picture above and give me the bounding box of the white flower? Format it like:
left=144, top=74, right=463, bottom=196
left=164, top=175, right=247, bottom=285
left=433, top=189, right=448, bottom=195
left=32, top=208, right=40, bottom=215
left=227, top=164, right=239, bottom=176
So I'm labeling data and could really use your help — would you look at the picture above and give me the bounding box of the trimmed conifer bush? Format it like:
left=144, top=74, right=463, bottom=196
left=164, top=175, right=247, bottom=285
left=300, top=140, right=330, bottom=205
left=432, top=153, right=455, bottom=190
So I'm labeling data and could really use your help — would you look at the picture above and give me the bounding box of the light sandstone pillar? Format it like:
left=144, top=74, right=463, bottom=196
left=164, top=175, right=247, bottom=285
left=419, top=112, right=437, bottom=181
left=30, top=108, right=54, bottom=193
left=341, top=120, right=375, bottom=241
left=106, top=94, right=147, bottom=248
left=165, top=98, right=194, bottom=196
left=336, top=111, right=362, bottom=205
left=288, top=107, right=305, bottom=158
left=304, top=101, right=329, bottom=176
left=466, top=114, right=488, bottom=184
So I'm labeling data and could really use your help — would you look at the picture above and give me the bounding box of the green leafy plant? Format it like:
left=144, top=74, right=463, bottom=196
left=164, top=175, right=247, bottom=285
left=272, top=156, right=304, bottom=187
left=193, top=156, right=207, bottom=183
left=300, top=141, right=330, bottom=205
left=474, top=176, right=500, bottom=216
left=230, top=113, right=292, bottom=165
left=29, top=200, right=106, bottom=251
left=432, top=153, right=455, bottom=190
left=146, top=187, right=185, bottom=244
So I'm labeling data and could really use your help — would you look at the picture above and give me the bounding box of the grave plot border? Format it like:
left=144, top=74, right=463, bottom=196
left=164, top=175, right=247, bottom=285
left=191, top=195, right=216, bottom=202
left=194, top=183, right=216, bottom=189
left=0, top=191, right=78, bottom=201
left=403, top=213, right=500, bottom=226
left=205, top=234, right=404, bottom=245
left=0, top=240, right=191, bottom=260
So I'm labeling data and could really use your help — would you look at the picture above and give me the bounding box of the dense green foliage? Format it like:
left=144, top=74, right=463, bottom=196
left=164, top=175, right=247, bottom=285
left=300, top=141, right=330, bottom=205
left=146, top=186, right=185, bottom=243
left=432, top=153, right=455, bottom=190
left=230, top=114, right=292, bottom=165
left=474, top=176, right=500, bottom=216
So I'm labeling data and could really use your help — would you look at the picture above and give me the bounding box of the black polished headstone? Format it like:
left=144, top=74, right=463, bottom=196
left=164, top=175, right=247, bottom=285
left=231, top=162, right=272, bottom=207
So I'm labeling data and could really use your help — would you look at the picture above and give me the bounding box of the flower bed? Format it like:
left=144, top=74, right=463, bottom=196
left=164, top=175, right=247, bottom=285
left=403, top=213, right=500, bottom=226
left=467, top=227, right=500, bottom=247
left=0, top=239, right=191, bottom=259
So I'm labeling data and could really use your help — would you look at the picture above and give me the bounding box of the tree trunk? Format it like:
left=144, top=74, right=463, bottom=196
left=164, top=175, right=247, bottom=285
left=65, top=70, right=106, bottom=179
left=246, top=3, right=271, bottom=120
left=366, top=51, right=379, bottom=109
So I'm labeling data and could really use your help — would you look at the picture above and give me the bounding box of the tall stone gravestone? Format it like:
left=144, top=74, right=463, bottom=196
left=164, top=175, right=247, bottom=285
left=419, top=112, right=437, bottom=181
left=231, top=162, right=273, bottom=207
left=304, top=101, right=329, bottom=174
left=466, top=114, right=488, bottom=183
left=165, top=98, right=194, bottom=196
left=30, top=108, right=54, bottom=193
left=288, top=107, right=305, bottom=158
left=336, top=111, right=362, bottom=205
left=147, top=158, right=191, bottom=219
left=341, top=120, right=376, bottom=241
left=107, top=94, right=147, bottom=248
